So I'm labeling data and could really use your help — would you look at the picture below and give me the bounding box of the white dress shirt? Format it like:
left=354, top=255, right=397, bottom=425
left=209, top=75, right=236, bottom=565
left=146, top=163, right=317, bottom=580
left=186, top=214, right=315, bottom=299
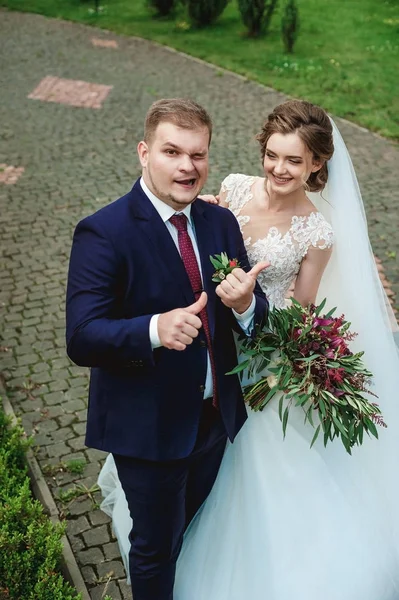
left=140, top=177, right=255, bottom=399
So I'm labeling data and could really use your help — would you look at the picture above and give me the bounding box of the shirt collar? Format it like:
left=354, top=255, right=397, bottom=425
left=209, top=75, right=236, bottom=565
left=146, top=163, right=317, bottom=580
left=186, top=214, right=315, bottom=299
left=140, top=177, right=193, bottom=224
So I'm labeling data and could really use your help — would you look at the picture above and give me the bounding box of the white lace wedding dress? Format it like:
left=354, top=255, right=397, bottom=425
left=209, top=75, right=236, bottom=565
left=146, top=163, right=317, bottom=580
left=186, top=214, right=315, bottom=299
left=99, top=173, right=399, bottom=600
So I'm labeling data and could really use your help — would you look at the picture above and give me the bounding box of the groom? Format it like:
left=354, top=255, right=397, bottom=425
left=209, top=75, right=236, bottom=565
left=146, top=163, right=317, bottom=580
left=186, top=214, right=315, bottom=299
left=66, top=98, right=268, bottom=599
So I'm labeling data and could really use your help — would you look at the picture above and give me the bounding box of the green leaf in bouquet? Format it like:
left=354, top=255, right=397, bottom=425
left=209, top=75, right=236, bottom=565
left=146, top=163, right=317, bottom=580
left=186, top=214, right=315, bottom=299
left=364, top=418, right=379, bottom=439
left=315, top=297, right=327, bottom=316
left=323, top=390, right=338, bottom=403
left=346, top=395, right=360, bottom=410
left=358, top=424, right=364, bottom=445
left=295, top=394, right=310, bottom=407
left=323, top=420, right=332, bottom=446
left=305, top=404, right=315, bottom=427
left=324, top=306, right=337, bottom=318
left=281, top=366, right=293, bottom=386
left=332, top=415, right=348, bottom=438
left=341, top=434, right=352, bottom=454
left=227, top=360, right=250, bottom=375
left=318, top=396, right=327, bottom=418
left=278, top=394, right=284, bottom=421
left=282, top=405, right=290, bottom=438
left=296, top=354, right=321, bottom=363
left=310, top=424, right=321, bottom=448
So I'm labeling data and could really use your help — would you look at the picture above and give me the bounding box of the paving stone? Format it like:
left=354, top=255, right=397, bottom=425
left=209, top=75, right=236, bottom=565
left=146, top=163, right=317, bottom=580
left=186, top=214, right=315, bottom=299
left=69, top=534, right=85, bottom=553
left=89, top=509, right=111, bottom=527
left=64, top=451, right=86, bottom=463
left=103, top=541, right=122, bottom=561
left=63, top=398, right=86, bottom=413
left=45, top=391, right=65, bottom=405
left=77, top=547, right=105, bottom=566
left=58, top=413, right=79, bottom=428
left=50, top=427, right=76, bottom=442
left=90, top=581, right=122, bottom=600
left=118, top=579, right=132, bottom=600
left=81, top=565, right=96, bottom=585
left=69, top=497, right=96, bottom=516
left=67, top=515, right=91, bottom=536
left=82, top=524, right=111, bottom=547
left=86, top=448, right=108, bottom=463
left=96, top=559, right=126, bottom=580
left=33, top=418, right=59, bottom=435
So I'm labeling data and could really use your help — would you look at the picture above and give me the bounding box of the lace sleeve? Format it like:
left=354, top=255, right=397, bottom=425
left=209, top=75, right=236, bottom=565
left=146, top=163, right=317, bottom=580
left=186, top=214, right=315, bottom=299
left=219, top=173, right=255, bottom=215
left=292, top=212, right=334, bottom=255
left=308, top=214, right=334, bottom=250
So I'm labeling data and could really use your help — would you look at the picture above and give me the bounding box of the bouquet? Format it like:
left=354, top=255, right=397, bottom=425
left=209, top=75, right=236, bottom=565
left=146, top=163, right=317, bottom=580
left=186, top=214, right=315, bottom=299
left=231, top=298, right=386, bottom=454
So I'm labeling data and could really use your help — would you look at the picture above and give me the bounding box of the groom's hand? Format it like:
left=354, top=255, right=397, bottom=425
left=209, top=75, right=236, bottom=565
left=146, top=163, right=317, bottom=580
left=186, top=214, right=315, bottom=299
left=158, top=292, right=208, bottom=351
left=216, top=261, right=270, bottom=313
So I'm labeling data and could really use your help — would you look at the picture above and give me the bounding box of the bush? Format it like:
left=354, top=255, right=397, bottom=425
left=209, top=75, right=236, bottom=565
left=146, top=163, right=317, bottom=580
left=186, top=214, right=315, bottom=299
left=148, top=0, right=176, bottom=16
left=0, top=409, right=81, bottom=600
left=238, top=0, right=278, bottom=36
left=282, top=0, right=299, bottom=52
left=186, top=0, right=229, bottom=27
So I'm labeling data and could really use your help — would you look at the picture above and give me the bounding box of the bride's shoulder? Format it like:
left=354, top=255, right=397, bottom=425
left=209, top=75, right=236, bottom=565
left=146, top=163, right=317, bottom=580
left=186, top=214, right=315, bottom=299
left=220, top=173, right=255, bottom=194
left=293, top=210, right=334, bottom=251
left=219, top=173, right=257, bottom=212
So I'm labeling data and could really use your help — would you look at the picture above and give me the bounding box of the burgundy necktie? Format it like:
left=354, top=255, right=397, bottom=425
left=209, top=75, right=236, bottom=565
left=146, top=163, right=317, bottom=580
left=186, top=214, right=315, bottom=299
left=169, top=214, right=218, bottom=409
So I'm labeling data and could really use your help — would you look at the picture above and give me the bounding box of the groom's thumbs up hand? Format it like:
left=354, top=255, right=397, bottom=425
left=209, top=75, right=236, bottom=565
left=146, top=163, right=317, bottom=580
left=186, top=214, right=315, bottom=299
left=158, top=292, right=207, bottom=351
left=185, top=291, right=207, bottom=315
left=216, top=261, right=269, bottom=314
left=248, top=261, right=270, bottom=280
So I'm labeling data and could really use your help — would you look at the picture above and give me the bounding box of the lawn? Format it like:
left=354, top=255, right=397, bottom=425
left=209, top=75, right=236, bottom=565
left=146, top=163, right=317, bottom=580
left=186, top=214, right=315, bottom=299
left=1, top=0, right=398, bottom=139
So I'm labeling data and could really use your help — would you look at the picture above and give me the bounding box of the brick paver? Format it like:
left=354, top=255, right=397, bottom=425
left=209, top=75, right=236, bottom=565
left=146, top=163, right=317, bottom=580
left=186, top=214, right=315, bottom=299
left=91, top=38, right=118, bottom=49
left=0, top=164, right=25, bottom=184
left=28, top=75, right=113, bottom=109
left=0, top=9, right=398, bottom=599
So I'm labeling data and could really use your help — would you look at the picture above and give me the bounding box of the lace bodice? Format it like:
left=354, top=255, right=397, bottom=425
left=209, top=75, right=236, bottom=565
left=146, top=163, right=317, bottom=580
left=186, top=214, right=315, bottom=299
left=221, top=173, right=334, bottom=308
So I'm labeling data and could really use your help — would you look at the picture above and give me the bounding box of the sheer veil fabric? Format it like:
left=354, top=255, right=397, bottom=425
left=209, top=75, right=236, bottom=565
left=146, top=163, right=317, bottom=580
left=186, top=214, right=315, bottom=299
left=98, top=119, right=399, bottom=598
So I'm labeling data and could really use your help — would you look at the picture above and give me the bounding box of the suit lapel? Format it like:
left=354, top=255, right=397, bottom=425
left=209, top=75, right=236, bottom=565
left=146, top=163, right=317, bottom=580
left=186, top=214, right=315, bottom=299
left=191, top=201, right=219, bottom=338
left=129, top=182, right=194, bottom=305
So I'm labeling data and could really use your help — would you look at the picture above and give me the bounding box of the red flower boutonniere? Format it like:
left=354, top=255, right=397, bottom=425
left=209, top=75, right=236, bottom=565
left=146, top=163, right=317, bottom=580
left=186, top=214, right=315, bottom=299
left=210, top=252, right=241, bottom=283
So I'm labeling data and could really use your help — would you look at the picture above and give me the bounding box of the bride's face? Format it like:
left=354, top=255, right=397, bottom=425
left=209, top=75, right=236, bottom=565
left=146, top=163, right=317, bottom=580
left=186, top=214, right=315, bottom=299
left=263, top=132, right=321, bottom=195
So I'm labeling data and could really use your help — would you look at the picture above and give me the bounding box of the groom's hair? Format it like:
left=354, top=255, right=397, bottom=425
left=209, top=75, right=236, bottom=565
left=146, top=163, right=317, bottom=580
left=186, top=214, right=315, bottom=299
left=144, top=98, right=213, bottom=145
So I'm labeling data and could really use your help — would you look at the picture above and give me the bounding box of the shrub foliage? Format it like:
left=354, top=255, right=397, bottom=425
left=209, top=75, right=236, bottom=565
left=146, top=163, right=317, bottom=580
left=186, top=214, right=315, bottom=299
left=0, top=409, right=80, bottom=600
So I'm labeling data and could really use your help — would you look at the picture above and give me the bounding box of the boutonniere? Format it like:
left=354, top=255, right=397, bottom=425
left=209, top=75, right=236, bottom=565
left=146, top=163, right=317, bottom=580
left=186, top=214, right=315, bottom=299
left=210, top=252, right=241, bottom=283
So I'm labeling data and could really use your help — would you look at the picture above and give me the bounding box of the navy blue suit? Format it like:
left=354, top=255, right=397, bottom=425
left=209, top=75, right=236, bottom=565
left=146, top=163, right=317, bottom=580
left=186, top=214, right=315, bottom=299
left=66, top=179, right=268, bottom=598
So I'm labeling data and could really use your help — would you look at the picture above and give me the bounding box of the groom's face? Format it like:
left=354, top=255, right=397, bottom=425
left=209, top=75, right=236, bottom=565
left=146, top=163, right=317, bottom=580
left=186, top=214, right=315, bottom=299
left=138, top=121, right=210, bottom=210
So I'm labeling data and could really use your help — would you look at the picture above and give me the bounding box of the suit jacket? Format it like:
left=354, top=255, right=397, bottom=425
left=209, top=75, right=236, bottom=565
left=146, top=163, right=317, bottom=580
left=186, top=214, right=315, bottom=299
left=66, top=179, right=268, bottom=460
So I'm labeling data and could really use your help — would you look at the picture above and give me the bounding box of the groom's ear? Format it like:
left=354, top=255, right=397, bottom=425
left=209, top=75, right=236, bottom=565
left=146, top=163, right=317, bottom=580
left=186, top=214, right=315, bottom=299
left=137, top=140, right=149, bottom=168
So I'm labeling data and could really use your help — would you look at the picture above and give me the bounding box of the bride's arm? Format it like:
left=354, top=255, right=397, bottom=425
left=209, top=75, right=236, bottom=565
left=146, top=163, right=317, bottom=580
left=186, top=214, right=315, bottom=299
left=293, top=246, right=332, bottom=307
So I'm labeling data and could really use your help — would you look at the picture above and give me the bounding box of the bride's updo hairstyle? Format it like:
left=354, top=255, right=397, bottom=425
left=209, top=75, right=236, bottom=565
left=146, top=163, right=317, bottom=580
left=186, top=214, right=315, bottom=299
left=256, top=100, right=334, bottom=192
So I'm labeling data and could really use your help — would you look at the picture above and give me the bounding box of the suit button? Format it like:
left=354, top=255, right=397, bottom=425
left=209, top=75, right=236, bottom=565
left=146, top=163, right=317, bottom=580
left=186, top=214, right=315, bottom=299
left=200, top=340, right=207, bottom=348
left=199, top=384, right=205, bottom=393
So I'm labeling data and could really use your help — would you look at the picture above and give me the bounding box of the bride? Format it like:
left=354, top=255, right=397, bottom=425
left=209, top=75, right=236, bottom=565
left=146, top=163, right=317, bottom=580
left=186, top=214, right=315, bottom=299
left=99, top=100, right=399, bottom=599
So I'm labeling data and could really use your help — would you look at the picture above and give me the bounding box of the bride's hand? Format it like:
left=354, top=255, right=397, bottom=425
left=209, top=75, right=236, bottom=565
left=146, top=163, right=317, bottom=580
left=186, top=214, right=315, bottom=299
left=198, top=194, right=220, bottom=205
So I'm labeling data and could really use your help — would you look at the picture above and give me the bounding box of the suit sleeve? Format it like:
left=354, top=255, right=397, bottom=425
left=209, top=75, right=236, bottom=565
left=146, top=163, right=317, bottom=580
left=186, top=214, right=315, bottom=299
left=66, top=218, right=155, bottom=368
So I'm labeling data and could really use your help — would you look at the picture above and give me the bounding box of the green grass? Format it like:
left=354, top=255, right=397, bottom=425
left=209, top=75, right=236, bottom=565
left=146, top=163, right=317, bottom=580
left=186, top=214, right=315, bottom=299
left=2, top=0, right=398, bottom=139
